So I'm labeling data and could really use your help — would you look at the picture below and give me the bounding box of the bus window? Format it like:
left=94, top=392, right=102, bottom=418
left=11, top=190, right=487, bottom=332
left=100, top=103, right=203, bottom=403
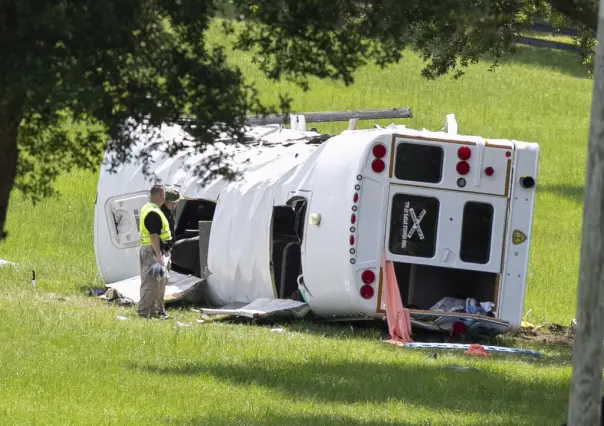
left=394, top=142, right=444, bottom=183
left=459, top=202, right=494, bottom=264
left=389, top=194, right=439, bottom=258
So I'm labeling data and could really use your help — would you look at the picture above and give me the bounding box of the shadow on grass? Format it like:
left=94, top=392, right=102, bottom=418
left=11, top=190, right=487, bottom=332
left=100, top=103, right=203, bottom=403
left=486, top=45, right=590, bottom=79
left=161, top=413, right=453, bottom=426
left=196, top=316, right=572, bottom=367
left=136, top=358, right=568, bottom=422
left=539, top=184, right=584, bottom=204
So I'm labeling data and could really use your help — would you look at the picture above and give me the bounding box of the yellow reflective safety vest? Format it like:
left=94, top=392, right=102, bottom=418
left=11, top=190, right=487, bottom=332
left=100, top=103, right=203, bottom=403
left=139, top=202, right=172, bottom=246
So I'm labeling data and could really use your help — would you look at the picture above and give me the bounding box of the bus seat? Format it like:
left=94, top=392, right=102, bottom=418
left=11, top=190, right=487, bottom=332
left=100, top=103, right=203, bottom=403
left=175, top=229, right=199, bottom=242
left=279, top=242, right=301, bottom=299
left=175, top=200, right=216, bottom=238
left=171, top=236, right=201, bottom=276
left=272, top=239, right=290, bottom=292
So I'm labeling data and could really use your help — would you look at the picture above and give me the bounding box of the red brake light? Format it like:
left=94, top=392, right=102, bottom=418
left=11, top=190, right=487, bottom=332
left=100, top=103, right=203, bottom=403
left=456, top=161, right=470, bottom=175
left=360, top=284, right=374, bottom=299
left=351, top=213, right=356, bottom=224
left=361, top=270, right=375, bottom=284
left=353, top=193, right=359, bottom=203
left=457, top=146, right=471, bottom=160
left=371, top=159, right=385, bottom=173
left=485, top=167, right=494, bottom=176
left=372, top=144, right=387, bottom=158
left=350, top=235, right=355, bottom=245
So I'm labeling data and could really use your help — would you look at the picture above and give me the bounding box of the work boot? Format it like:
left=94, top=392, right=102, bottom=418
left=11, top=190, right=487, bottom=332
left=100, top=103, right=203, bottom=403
left=159, top=312, right=174, bottom=320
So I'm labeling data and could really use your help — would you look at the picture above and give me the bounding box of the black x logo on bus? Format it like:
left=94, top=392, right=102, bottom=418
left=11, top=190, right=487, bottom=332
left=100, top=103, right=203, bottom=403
left=407, top=208, right=426, bottom=240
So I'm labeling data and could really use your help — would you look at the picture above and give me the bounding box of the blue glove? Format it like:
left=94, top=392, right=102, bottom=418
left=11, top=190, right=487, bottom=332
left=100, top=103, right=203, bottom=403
left=150, top=263, right=164, bottom=279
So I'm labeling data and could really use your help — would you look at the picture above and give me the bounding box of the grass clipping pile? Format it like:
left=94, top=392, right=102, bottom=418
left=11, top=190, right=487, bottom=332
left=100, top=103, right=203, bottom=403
left=510, top=320, right=576, bottom=346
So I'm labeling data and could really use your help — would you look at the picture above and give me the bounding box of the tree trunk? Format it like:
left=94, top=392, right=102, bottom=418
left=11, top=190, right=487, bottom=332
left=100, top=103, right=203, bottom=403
left=0, top=105, right=22, bottom=242
left=567, top=0, right=604, bottom=423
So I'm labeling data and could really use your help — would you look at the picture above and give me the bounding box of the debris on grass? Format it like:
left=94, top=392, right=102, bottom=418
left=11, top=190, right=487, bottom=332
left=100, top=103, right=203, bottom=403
left=195, top=319, right=205, bottom=324
left=511, top=320, right=576, bottom=346
left=397, top=342, right=542, bottom=356
left=464, top=344, right=491, bottom=357
left=442, top=365, right=480, bottom=372
left=521, top=320, right=536, bottom=329
left=0, top=259, right=16, bottom=268
left=115, top=316, right=129, bottom=321
left=270, top=328, right=285, bottom=333
left=99, top=288, right=135, bottom=306
left=176, top=322, right=192, bottom=328
left=48, top=293, right=69, bottom=302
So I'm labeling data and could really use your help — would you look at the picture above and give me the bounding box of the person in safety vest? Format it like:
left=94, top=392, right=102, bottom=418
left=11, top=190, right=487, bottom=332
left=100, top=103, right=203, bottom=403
left=137, top=184, right=173, bottom=319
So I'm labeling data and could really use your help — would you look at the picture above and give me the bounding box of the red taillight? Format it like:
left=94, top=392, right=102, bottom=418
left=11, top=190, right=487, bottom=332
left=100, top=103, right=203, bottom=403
left=353, top=193, right=359, bottom=203
left=361, top=270, right=375, bottom=284
left=360, top=285, right=374, bottom=299
left=371, top=159, right=385, bottom=173
left=351, top=213, right=356, bottom=224
left=456, top=161, right=470, bottom=175
left=350, top=235, right=355, bottom=245
left=506, top=151, right=512, bottom=158
left=485, top=167, right=494, bottom=176
left=457, top=146, right=471, bottom=160
left=372, top=144, right=387, bottom=158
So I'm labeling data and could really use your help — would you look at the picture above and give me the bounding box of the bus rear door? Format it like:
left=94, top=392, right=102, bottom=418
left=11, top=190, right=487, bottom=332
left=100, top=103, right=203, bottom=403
left=380, top=134, right=515, bottom=334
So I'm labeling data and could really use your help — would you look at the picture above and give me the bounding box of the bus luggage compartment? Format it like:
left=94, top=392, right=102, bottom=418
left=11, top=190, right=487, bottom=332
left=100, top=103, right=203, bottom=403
left=387, top=261, right=509, bottom=335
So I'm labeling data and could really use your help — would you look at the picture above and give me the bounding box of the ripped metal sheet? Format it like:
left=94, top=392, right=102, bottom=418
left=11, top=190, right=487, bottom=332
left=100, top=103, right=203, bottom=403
left=104, top=271, right=205, bottom=304
left=201, top=297, right=310, bottom=319
left=400, top=342, right=542, bottom=356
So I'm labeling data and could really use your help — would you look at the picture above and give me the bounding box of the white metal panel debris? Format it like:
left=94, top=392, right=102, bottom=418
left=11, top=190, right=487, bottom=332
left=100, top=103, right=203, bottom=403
left=104, top=271, right=204, bottom=304
left=201, top=297, right=310, bottom=319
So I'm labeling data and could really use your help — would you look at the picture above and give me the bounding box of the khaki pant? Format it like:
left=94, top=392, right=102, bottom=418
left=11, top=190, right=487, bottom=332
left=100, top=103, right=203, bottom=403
left=137, top=245, right=171, bottom=318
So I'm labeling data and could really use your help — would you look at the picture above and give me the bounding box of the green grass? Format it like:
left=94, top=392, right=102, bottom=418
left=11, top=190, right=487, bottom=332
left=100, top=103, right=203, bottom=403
left=521, top=30, right=577, bottom=45
left=0, top=25, right=593, bottom=425
left=0, top=284, right=574, bottom=426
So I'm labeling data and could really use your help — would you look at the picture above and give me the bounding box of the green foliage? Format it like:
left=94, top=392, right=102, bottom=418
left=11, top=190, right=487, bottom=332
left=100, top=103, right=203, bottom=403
left=0, top=0, right=280, bottom=189
left=230, top=0, right=531, bottom=86
left=532, top=0, right=598, bottom=75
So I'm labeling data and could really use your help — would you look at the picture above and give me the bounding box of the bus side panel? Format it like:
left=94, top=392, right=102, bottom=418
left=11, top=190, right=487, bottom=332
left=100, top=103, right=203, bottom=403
left=301, top=140, right=363, bottom=315
left=498, top=142, right=540, bottom=329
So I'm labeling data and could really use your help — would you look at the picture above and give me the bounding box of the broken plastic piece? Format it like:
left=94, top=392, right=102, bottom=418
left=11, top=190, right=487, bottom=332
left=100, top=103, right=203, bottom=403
left=521, top=320, right=536, bottom=329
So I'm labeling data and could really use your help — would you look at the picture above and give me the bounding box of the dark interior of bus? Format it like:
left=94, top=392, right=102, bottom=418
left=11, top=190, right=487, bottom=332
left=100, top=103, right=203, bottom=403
left=270, top=198, right=307, bottom=300
left=168, top=196, right=309, bottom=298
left=392, top=262, right=498, bottom=314
left=169, top=199, right=216, bottom=277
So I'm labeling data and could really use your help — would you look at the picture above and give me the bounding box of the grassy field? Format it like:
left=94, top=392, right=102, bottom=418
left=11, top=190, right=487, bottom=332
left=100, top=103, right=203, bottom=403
left=0, top=28, right=592, bottom=425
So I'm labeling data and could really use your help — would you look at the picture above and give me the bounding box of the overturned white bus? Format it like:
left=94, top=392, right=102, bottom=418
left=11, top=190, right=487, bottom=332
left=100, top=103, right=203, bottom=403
left=94, top=109, right=539, bottom=334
